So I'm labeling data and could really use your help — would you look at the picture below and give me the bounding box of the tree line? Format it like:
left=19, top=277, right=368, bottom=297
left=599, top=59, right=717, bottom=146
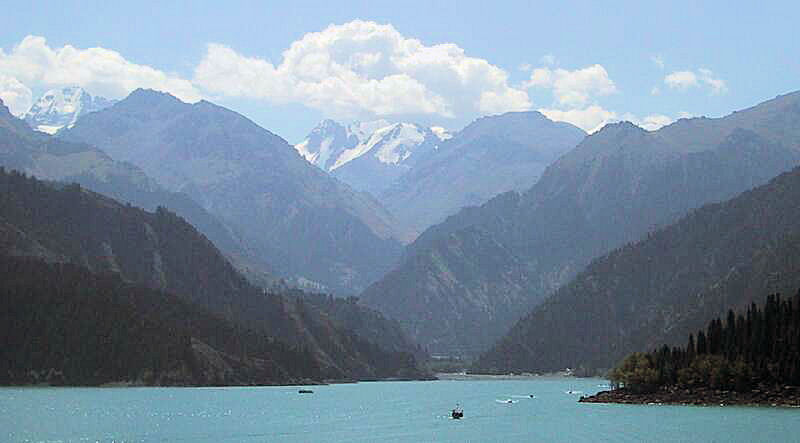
left=609, top=291, right=800, bottom=393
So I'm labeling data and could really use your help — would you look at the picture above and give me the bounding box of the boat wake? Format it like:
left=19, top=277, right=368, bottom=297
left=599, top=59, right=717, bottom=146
left=496, top=399, right=518, bottom=404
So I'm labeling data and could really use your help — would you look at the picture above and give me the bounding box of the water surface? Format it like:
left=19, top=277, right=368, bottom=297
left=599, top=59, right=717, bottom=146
left=3, top=377, right=798, bottom=442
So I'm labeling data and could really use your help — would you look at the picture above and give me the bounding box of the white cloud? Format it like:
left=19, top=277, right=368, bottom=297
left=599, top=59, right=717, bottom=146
left=698, top=68, right=728, bottom=95
left=540, top=105, right=617, bottom=133
left=543, top=107, right=675, bottom=134
left=650, top=86, right=661, bottom=95
left=623, top=113, right=674, bottom=131
left=664, top=70, right=698, bottom=90
left=664, top=68, right=727, bottom=95
left=650, top=55, right=665, bottom=69
left=0, top=74, right=32, bottom=116
left=524, top=64, right=617, bottom=107
left=518, top=63, right=532, bottom=72
left=194, top=20, right=530, bottom=121
left=0, top=35, right=201, bottom=103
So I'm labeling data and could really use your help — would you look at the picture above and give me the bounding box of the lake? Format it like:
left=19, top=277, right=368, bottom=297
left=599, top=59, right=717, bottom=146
left=3, top=377, right=799, bottom=442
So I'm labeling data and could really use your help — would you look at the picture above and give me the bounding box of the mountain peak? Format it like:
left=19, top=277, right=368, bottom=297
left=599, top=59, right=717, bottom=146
left=24, top=86, right=115, bottom=135
left=296, top=118, right=438, bottom=174
left=320, top=118, right=342, bottom=128
left=125, top=88, right=184, bottom=106
left=594, top=120, right=644, bottom=134
left=458, top=110, right=584, bottom=141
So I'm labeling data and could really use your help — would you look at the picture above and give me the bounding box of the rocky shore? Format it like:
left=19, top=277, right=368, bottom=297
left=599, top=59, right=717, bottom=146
left=580, top=385, right=800, bottom=407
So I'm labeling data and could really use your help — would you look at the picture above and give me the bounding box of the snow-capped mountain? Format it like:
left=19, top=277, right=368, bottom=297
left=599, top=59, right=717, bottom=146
left=63, top=89, right=405, bottom=295
left=24, top=86, right=115, bottom=134
left=295, top=119, right=449, bottom=195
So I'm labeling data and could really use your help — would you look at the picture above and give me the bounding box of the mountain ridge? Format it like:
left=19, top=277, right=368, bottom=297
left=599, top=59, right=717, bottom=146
left=63, top=89, right=405, bottom=294
left=473, top=164, right=800, bottom=373
left=0, top=168, right=425, bottom=382
left=361, top=91, right=800, bottom=357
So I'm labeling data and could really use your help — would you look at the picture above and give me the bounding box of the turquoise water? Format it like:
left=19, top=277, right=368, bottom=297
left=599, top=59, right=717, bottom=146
left=2, top=377, right=799, bottom=442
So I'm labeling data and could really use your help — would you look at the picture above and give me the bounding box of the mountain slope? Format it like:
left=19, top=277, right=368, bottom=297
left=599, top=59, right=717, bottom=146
left=361, top=91, right=800, bottom=357
left=63, top=90, right=403, bottom=294
left=474, top=165, right=800, bottom=373
left=0, top=255, right=319, bottom=386
left=379, top=111, right=586, bottom=236
left=0, top=168, right=425, bottom=381
left=0, top=98, right=252, bottom=272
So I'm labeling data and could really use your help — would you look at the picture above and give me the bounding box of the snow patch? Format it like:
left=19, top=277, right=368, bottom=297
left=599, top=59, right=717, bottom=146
left=315, top=136, right=336, bottom=169
left=35, top=125, right=61, bottom=135
left=346, top=119, right=391, bottom=143
left=374, top=123, right=425, bottom=165
left=299, top=118, right=440, bottom=171
left=24, top=86, right=115, bottom=134
left=430, top=126, right=452, bottom=140
left=294, top=139, right=317, bottom=163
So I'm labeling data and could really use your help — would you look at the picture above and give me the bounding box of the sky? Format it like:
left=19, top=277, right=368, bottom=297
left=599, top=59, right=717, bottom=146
left=1, top=0, right=798, bottom=143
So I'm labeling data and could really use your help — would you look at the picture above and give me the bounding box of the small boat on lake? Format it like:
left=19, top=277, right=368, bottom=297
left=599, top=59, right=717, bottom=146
left=451, top=405, right=464, bottom=419
left=298, top=389, right=314, bottom=394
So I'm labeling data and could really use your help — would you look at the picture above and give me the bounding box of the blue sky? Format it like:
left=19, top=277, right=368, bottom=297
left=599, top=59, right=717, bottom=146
left=2, top=0, right=798, bottom=142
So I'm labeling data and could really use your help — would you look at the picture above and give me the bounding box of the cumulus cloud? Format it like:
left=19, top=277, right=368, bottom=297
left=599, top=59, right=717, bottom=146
left=621, top=113, right=674, bottom=131
left=524, top=64, right=616, bottom=107
left=542, top=107, right=676, bottom=134
left=0, top=74, right=32, bottom=116
left=539, top=105, right=617, bottom=133
left=522, top=63, right=618, bottom=132
left=640, top=114, right=673, bottom=130
left=698, top=68, right=728, bottom=94
left=194, top=20, right=530, bottom=120
left=664, top=68, right=727, bottom=95
left=0, top=36, right=201, bottom=104
left=664, top=70, right=698, bottom=90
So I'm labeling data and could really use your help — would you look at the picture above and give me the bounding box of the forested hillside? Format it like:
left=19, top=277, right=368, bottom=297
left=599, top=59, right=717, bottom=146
left=363, top=91, right=800, bottom=357
left=0, top=168, right=426, bottom=383
left=473, top=165, right=800, bottom=373
left=0, top=255, right=319, bottom=386
left=607, top=292, right=800, bottom=394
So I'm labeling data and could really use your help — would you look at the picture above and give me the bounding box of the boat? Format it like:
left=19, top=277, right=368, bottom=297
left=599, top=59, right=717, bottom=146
left=298, top=389, right=314, bottom=394
left=451, top=405, right=464, bottom=419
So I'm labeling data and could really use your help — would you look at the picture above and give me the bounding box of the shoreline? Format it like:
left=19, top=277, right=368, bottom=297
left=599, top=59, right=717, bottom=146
left=436, top=371, right=575, bottom=381
left=580, top=386, right=800, bottom=407
left=1, top=375, right=437, bottom=389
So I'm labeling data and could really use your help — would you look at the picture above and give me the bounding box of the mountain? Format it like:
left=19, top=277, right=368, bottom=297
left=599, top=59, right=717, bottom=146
left=0, top=98, right=254, bottom=276
left=379, top=111, right=586, bottom=236
left=296, top=119, right=447, bottom=197
left=24, top=86, right=115, bottom=134
left=62, top=89, right=404, bottom=295
left=474, top=165, right=800, bottom=374
left=0, top=168, right=425, bottom=382
left=0, top=254, right=320, bottom=386
left=360, top=91, right=800, bottom=357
